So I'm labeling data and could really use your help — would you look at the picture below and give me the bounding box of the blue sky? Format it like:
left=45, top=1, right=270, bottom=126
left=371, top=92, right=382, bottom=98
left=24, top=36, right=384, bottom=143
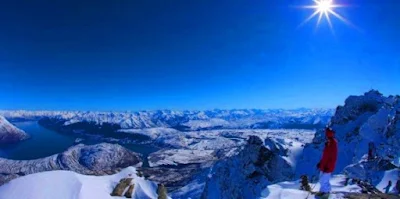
left=1, top=0, right=399, bottom=111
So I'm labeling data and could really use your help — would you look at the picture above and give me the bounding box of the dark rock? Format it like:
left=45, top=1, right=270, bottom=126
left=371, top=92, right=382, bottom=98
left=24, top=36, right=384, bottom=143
left=344, top=193, right=400, bottom=199
left=111, top=178, right=133, bottom=196
left=157, top=184, right=168, bottom=199
left=300, top=175, right=311, bottom=192
left=124, top=184, right=135, bottom=198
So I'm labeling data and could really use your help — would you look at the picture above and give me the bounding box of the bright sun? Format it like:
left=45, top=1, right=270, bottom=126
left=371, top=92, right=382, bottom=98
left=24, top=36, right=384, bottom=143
left=317, top=0, right=332, bottom=12
left=298, top=0, right=354, bottom=32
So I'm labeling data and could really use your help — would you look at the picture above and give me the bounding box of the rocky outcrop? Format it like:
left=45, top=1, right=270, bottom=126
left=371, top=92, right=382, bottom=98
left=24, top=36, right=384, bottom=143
left=111, top=177, right=134, bottom=196
left=201, top=136, right=294, bottom=199
left=125, top=184, right=135, bottom=198
left=0, top=143, right=142, bottom=185
left=298, top=90, right=400, bottom=176
left=139, top=164, right=205, bottom=192
left=157, top=184, right=168, bottom=199
left=0, top=116, right=29, bottom=144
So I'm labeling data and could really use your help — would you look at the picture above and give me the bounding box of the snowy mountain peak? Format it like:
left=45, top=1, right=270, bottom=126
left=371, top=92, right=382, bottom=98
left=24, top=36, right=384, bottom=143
left=201, top=136, right=294, bottom=199
left=0, top=108, right=334, bottom=131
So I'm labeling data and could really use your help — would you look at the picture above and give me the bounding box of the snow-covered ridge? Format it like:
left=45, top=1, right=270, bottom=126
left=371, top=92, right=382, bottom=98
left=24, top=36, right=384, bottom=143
left=0, top=167, right=164, bottom=199
left=0, top=143, right=142, bottom=185
left=0, top=116, right=29, bottom=144
left=0, top=108, right=334, bottom=130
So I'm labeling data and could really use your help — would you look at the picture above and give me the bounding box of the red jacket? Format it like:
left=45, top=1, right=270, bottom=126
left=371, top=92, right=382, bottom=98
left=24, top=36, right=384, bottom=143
left=319, top=137, right=338, bottom=173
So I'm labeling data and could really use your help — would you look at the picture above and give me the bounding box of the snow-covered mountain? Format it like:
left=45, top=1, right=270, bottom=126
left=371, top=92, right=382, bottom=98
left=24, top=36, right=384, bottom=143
left=297, top=90, right=400, bottom=177
left=0, top=108, right=334, bottom=131
left=201, top=136, right=294, bottom=199
left=0, top=143, right=142, bottom=185
left=179, top=90, right=400, bottom=199
left=0, top=115, right=30, bottom=144
left=1, top=91, right=399, bottom=198
left=0, top=166, right=165, bottom=199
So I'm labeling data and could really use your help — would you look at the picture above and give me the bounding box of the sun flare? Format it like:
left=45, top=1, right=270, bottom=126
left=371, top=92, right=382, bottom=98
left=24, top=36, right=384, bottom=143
left=298, top=0, right=354, bottom=32
left=318, top=0, right=333, bottom=12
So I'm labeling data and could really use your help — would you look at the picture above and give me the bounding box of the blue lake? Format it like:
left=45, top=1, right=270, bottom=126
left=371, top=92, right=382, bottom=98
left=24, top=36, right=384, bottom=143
left=0, top=121, right=159, bottom=167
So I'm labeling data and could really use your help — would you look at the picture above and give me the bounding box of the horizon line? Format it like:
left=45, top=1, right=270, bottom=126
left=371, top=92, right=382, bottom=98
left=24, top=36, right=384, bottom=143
left=0, top=107, right=335, bottom=113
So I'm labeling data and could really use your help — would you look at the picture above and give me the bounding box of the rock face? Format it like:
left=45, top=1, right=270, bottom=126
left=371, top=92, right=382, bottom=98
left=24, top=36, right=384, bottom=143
left=298, top=90, right=400, bottom=176
left=0, top=143, right=142, bottom=185
left=0, top=116, right=29, bottom=144
left=201, top=136, right=294, bottom=199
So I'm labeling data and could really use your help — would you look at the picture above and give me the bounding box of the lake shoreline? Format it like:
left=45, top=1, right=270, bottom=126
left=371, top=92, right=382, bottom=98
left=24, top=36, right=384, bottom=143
left=0, top=121, right=160, bottom=168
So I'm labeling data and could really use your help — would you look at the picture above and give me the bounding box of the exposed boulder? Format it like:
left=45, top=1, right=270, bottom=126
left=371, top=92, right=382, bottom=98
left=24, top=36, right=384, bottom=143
left=111, top=177, right=133, bottom=196
left=125, top=184, right=135, bottom=198
left=0, top=116, right=29, bottom=144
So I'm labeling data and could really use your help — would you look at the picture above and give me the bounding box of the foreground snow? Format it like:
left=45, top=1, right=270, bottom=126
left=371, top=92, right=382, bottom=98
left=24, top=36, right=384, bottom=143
left=260, top=175, right=361, bottom=199
left=0, top=167, right=161, bottom=199
left=261, top=169, right=399, bottom=199
left=375, top=169, right=400, bottom=194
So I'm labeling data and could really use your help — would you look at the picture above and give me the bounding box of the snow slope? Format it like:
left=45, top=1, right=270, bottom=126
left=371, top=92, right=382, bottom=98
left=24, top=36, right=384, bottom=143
left=375, top=169, right=399, bottom=193
left=260, top=175, right=361, bottom=199
left=0, top=167, right=162, bottom=199
left=260, top=171, right=399, bottom=198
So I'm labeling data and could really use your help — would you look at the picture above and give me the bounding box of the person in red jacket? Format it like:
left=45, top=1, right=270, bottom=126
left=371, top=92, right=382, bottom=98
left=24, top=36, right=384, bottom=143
left=316, top=127, right=338, bottom=197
